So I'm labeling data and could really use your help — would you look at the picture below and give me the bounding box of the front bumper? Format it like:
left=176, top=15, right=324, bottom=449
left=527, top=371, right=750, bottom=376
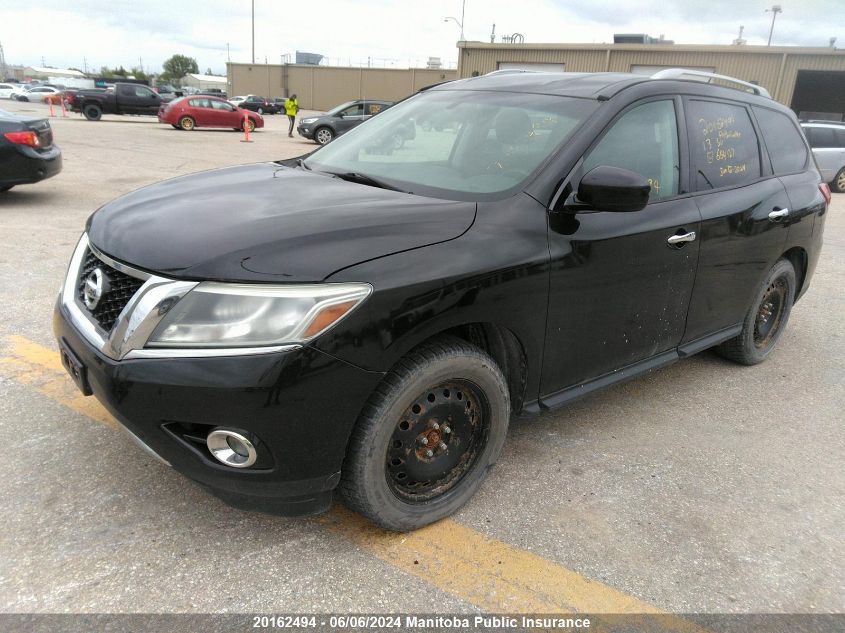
left=296, top=125, right=314, bottom=139
left=0, top=145, right=62, bottom=187
left=53, top=298, right=384, bottom=516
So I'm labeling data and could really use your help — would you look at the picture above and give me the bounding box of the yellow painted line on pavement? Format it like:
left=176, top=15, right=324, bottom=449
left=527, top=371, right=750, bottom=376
left=1, top=335, right=117, bottom=429
left=1, top=335, right=705, bottom=630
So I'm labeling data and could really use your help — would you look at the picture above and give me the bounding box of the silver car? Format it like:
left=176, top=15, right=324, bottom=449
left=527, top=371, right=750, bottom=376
left=801, top=121, right=845, bottom=193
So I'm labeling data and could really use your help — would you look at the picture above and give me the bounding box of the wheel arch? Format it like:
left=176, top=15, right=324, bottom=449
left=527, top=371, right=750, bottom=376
left=782, top=246, right=808, bottom=301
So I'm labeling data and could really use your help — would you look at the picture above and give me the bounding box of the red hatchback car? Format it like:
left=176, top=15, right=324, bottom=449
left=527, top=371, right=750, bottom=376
left=158, top=96, right=264, bottom=132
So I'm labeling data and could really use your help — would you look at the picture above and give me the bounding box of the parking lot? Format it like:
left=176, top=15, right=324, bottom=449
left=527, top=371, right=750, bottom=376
left=0, top=98, right=843, bottom=617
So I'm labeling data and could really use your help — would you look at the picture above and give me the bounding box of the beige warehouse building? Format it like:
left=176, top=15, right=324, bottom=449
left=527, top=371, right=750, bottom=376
left=457, top=42, right=845, bottom=118
left=228, top=42, right=845, bottom=118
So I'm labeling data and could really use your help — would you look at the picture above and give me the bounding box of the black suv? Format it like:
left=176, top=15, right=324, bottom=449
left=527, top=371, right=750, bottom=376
left=54, top=70, right=828, bottom=531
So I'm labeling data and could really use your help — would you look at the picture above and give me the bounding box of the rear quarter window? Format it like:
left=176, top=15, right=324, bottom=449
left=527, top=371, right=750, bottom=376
left=753, top=107, right=808, bottom=174
left=687, top=100, right=761, bottom=190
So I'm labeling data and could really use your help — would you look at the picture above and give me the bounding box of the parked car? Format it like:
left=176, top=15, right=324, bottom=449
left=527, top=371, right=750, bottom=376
left=228, top=95, right=247, bottom=107
left=238, top=95, right=275, bottom=115
left=158, top=96, right=263, bottom=132
left=16, top=86, right=61, bottom=102
left=298, top=99, right=393, bottom=145
left=0, top=83, right=20, bottom=99
left=801, top=120, right=845, bottom=193
left=54, top=70, right=828, bottom=531
left=65, top=82, right=162, bottom=120
left=0, top=108, right=62, bottom=192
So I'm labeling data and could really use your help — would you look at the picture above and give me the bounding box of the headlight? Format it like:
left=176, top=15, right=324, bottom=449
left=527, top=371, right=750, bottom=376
left=300, top=118, right=318, bottom=125
left=146, top=282, right=371, bottom=348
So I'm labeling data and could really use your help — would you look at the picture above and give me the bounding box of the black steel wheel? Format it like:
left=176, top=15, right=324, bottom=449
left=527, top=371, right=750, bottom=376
left=717, top=258, right=796, bottom=365
left=340, top=337, right=509, bottom=531
left=82, top=104, right=102, bottom=121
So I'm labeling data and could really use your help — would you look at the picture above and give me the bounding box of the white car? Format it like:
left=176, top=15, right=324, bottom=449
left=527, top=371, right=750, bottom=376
left=228, top=95, right=247, bottom=106
left=15, top=86, right=61, bottom=102
left=0, top=83, right=21, bottom=99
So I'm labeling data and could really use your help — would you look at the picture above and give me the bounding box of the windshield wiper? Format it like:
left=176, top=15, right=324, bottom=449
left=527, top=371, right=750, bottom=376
left=324, top=170, right=405, bottom=192
left=297, top=158, right=311, bottom=170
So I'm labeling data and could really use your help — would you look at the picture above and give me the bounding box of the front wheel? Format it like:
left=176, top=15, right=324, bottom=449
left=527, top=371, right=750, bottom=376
left=340, top=337, right=510, bottom=531
left=314, top=126, right=333, bottom=145
left=716, top=259, right=796, bottom=365
left=832, top=166, right=845, bottom=194
left=241, top=118, right=255, bottom=133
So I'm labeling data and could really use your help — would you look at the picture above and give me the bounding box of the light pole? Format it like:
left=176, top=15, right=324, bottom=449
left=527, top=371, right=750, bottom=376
left=444, top=0, right=466, bottom=41
left=251, top=0, right=255, bottom=63
left=766, top=4, right=782, bottom=46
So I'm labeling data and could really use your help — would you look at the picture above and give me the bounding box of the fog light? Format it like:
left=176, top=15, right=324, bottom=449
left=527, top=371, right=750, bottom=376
left=206, top=429, right=257, bottom=468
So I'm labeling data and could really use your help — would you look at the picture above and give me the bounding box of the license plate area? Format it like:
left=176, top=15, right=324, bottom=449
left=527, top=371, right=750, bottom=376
left=60, top=339, right=92, bottom=396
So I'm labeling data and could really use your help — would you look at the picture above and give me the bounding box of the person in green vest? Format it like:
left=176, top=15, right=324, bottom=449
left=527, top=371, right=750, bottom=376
left=284, top=94, right=299, bottom=137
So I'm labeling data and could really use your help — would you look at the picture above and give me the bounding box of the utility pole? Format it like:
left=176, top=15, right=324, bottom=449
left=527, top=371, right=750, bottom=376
left=227, top=43, right=231, bottom=63
left=444, top=0, right=466, bottom=42
left=83, top=56, right=88, bottom=74
left=766, top=5, right=782, bottom=46
left=0, top=42, right=7, bottom=80
left=251, top=0, right=255, bottom=64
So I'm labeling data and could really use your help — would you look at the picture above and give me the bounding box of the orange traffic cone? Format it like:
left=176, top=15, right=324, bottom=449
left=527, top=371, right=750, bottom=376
left=240, top=112, right=252, bottom=143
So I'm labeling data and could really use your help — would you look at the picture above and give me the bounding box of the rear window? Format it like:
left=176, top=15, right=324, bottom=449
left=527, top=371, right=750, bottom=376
left=687, top=100, right=761, bottom=190
left=753, top=107, right=808, bottom=174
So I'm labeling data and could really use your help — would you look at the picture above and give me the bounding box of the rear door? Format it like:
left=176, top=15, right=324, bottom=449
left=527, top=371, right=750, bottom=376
left=803, top=125, right=845, bottom=185
left=188, top=98, right=214, bottom=126
left=680, top=97, right=791, bottom=344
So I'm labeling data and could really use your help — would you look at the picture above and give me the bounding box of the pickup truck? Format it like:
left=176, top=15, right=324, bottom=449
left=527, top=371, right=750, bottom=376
left=66, top=83, right=163, bottom=121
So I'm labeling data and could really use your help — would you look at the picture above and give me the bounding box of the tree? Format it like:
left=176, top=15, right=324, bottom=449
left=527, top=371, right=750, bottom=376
left=206, top=67, right=213, bottom=76
left=160, top=54, right=199, bottom=84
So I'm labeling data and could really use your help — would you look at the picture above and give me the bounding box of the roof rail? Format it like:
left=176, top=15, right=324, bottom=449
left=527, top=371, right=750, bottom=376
left=650, top=68, right=771, bottom=98
left=484, top=69, right=544, bottom=76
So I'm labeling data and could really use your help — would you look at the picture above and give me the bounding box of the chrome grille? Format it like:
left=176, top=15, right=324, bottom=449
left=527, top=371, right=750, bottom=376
left=76, top=248, right=145, bottom=333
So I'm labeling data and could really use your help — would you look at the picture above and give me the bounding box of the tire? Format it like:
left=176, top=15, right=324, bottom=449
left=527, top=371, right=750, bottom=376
left=241, top=118, right=255, bottom=133
left=171, top=124, right=179, bottom=129
left=315, top=126, right=334, bottom=145
left=83, top=104, right=102, bottom=121
left=716, top=259, right=796, bottom=365
left=832, top=166, right=845, bottom=194
left=0, top=185, right=12, bottom=192
left=340, top=337, right=510, bottom=531
left=179, top=116, right=195, bottom=131
left=257, top=107, right=263, bottom=115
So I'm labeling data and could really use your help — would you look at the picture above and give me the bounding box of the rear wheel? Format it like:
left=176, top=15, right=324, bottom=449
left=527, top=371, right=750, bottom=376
left=716, top=259, right=796, bottom=365
left=179, top=116, right=196, bottom=131
left=340, top=337, right=510, bottom=531
left=315, top=126, right=333, bottom=145
left=832, top=166, right=845, bottom=194
left=82, top=104, right=102, bottom=121
left=257, top=107, right=264, bottom=115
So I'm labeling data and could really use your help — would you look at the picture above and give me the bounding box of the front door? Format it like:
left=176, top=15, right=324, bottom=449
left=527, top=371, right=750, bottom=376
left=542, top=98, right=701, bottom=398
left=335, top=102, right=366, bottom=134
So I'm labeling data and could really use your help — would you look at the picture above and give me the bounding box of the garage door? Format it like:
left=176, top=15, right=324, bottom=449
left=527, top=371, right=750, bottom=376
left=497, top=62, right=566, bottom=72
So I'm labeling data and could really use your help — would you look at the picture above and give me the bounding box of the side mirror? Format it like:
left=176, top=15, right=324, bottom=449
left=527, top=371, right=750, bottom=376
left=573, top=166, right=651, bottom=213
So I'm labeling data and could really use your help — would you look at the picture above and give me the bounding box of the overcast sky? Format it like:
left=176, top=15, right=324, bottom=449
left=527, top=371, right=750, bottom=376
left=2, top=0, right=843, bottom=74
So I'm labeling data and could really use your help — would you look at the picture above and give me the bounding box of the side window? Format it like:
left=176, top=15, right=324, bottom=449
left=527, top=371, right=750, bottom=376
left=753, top=107, right=808, bottom=174
left=583, top=100, right=679, bottom=201
left=687, top=100, right=761, bottom=190
left=367, top=103, right=384, bottom=115
left=133, top=86, right=154, bottom=98
left=805, top=127, right=836, bottom=148
left=211, top=100, right=234, bottom=112
left=189, top=98, right=211, bottom=108
left=341, top=103, right=364, bottom=117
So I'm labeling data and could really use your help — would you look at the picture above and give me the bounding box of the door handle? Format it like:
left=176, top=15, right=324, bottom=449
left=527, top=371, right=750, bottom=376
left=769, top=208, right=789, bottom=222
left=667, top=231, right=696, bottom=245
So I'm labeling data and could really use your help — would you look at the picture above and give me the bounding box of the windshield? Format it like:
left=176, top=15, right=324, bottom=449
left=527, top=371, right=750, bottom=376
left=304, top=89, right=597, bottom=198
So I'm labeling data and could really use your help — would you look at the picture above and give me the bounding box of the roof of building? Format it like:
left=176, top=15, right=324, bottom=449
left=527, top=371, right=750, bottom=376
left=26, top=66, right=86, bottom=77
left=185, top=73, right=227, bottom=82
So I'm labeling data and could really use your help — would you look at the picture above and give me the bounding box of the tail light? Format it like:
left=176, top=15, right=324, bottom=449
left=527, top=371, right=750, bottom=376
left=819, top=183, right=831, bottom=206
left=3, top=131, right=41, bottom=148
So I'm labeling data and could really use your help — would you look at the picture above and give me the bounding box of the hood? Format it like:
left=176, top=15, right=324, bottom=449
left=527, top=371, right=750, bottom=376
left=86, top=163, right=476, bottom=282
